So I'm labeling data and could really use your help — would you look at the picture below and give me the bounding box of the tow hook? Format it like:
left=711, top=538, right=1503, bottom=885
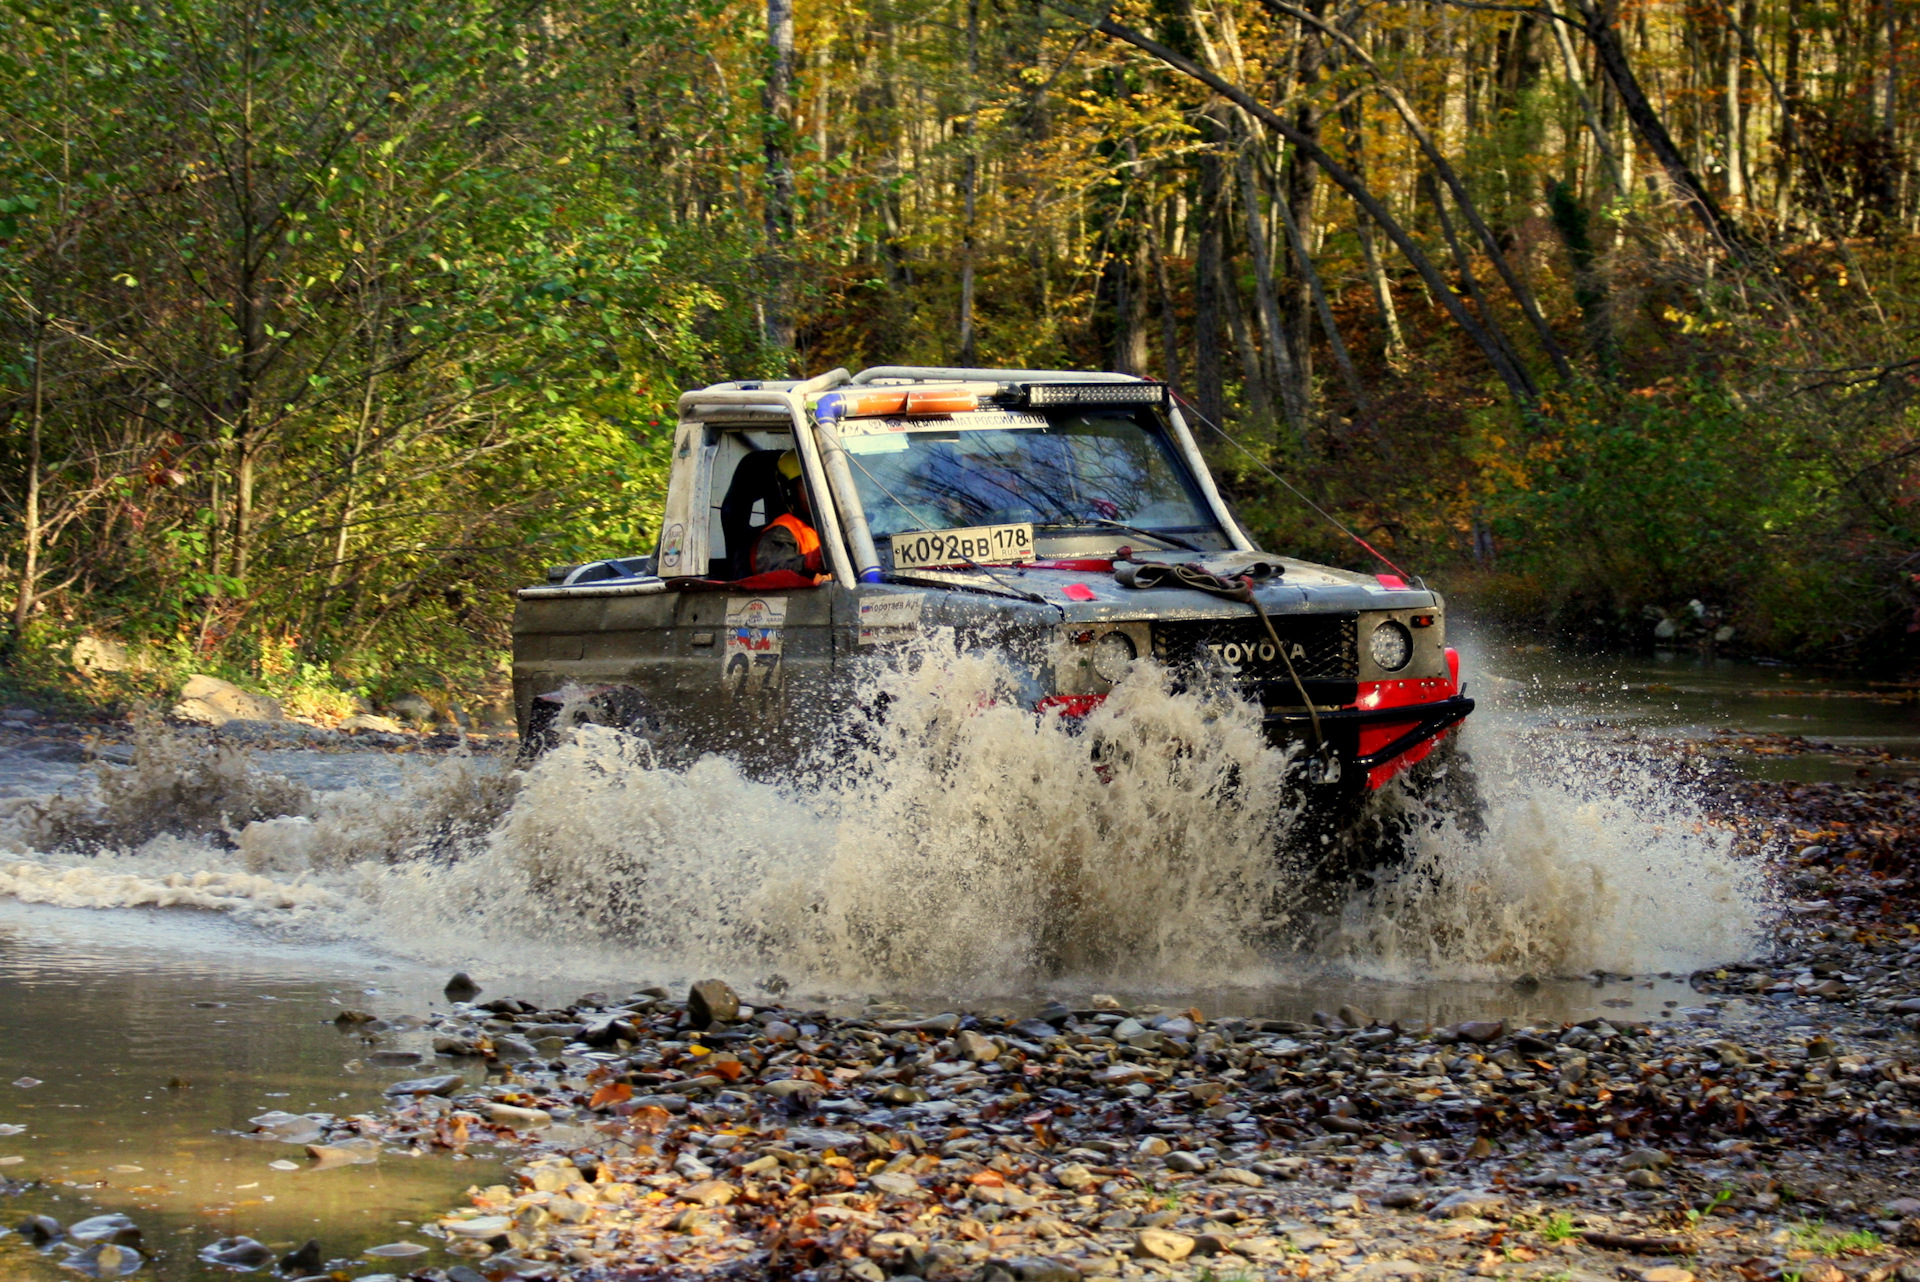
left=1309, top=746, right=1343, bottom=786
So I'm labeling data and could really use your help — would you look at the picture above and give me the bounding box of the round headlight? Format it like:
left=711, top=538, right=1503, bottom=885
left=1090, top=631, right=1137, bottom=683
left=1369, top=620, right=1413, bottom=671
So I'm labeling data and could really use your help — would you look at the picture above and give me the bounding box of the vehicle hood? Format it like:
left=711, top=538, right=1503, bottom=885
left=904, top=551, right=1438, bottom=623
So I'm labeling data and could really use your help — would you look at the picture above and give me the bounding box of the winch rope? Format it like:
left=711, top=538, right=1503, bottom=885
left=1117, top=558, right=1335, bottom=780
left=1166, top=387, right=1414, bottom=582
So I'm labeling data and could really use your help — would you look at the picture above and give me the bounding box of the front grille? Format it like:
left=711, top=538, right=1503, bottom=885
left=1152, top=613, right=1357, bottom=706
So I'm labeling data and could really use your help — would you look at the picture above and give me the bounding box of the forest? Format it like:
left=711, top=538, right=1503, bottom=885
left=2, top=0, right=1918, bottom=707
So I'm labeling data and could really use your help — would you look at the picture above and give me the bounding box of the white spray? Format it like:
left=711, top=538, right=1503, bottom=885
left=0, top=645, right=1763, bottom=993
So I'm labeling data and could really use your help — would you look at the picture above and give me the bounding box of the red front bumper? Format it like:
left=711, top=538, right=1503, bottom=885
left=1264, top=646, right=1472, bottom=788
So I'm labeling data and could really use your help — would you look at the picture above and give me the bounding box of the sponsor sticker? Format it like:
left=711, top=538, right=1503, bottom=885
left=723, top=596, right=786, bottom=694
left=857, top=592, right=925, bottom=646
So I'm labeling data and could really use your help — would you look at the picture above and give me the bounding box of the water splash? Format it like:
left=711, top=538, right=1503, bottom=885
left=0, top=644, right=1764, bottom=993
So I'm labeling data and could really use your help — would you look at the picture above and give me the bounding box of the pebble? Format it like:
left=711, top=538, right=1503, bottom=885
left=199, top=1236, right=275, bottom=1267
left=1134, top=1228, right=1195, bottom=1261
left=687, top=979, right=739, bottom=1028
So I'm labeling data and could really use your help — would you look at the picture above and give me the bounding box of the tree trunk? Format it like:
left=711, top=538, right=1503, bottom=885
left=1422, top=172, right=1532, bottom=392
left=956, top=0, right=980, bottom=364
left=1270, top=178, right=1374, bottom=424
left=763, top=0, right=797, bottom=355
left=1237, top=149, right=1303, bottom=430
left=1149, top=225, right=1181, bottom=385
left=1193, top=132, right=1228, bottom=425
left=1219, top=253, right=1276, bottom=429
left=11, top=310, right=45, bottom=642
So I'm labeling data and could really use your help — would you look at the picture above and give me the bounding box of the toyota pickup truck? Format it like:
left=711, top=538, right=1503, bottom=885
left=513, top=366, right=1472, bottom=807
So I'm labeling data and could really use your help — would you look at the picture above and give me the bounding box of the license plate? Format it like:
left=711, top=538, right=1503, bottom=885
left=890, top=523, right=1035, bottom=569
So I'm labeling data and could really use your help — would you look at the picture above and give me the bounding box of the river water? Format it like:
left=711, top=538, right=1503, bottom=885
left=0, top=637, right=1911, bottom=1279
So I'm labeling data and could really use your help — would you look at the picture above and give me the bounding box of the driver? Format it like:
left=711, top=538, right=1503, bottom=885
left=751, top=451, right=827, bottom=578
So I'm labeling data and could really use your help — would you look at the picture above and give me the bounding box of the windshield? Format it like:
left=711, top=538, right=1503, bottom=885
left=837, top=409, right=1215, bottom=543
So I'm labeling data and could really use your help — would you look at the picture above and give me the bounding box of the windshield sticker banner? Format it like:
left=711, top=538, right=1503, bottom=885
left=857, top=592, right=925, bottom=646
left=891, top=523, right=1035, bottom=570
left=723, top=596, right=786, bottom=694
left=838, top=411, right=1049, bottom=436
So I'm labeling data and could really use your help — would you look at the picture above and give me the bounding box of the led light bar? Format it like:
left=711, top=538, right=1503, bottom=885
left=1020, top=382, right=1167, bottom=409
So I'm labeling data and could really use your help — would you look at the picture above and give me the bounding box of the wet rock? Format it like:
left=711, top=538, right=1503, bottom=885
left=444, top=972, right=482, bottom=1002
left=63, top=1242, right=141, bottom=1278
left=1620, top=1148, right=1670, bottom=1170
left=687, top=979, right=739, bottom=1028
left=1165, top=1151, right=1207, bottom=1173
left=171, top=675, right=284, bottom=725
left=200, top=1236, right=276, bottom=1267
left=333, top=1009, right=377, bottom=1027
left=481, top=1103, right=551, bottom=1130
left=382, top=1073, right=461, bottom=1097
left=1624, top=1169, right=1666, bottom=1188
left=955, top=1030, right=999, bottom=1062
left=1455, top=1020, right=1504, bottom=1043
left=68, top=1215, right=142, bottom=1246
left=1133, top=1228, right=1195, bottom=1261
left=306, top=1138, right=381, bottom=1168
left=17, top=1214, right=62, bottom=1245
left=1380, top=1187, right=1425, bottom=1209
left=279, top=1239, right=323, bottom=1277
left=1006, top=1256, right=1079, bottom=1282
left=363, top=1243, right=431, bottom=1265
left=1429, top=1190, right=1507, bottom=1219
left=367, top=1050, right=422, bottom=1066
left=491, top=1035, right=539, bottom=1063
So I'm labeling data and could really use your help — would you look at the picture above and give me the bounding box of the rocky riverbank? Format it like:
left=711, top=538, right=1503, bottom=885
left=301, top=851, right=1920, bottom=1282
left=8, top=748, right=1920, bottom=1281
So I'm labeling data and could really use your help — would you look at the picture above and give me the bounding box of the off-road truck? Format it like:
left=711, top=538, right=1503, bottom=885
left=513, top=366, right=1472, bottom=801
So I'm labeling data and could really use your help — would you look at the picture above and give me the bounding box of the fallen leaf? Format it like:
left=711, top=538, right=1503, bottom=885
left=710, top=1060, right=746, bottom=1082
left=589, top=1081, right=633, bottom=1110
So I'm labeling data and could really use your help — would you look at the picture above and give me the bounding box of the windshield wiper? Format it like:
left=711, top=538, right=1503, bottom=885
left=887, top=565, right=1064, bottom=615
left=1041, top=518, right=1206, bottom=554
